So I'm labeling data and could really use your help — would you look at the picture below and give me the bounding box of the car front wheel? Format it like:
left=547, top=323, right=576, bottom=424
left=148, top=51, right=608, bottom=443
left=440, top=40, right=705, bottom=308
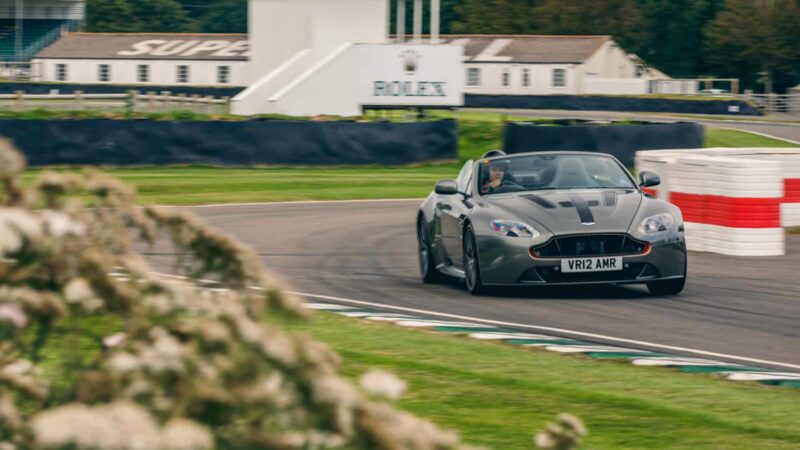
left=418, top=218, right=448, bottom=284
left=463, top=224, right=487, bottom=296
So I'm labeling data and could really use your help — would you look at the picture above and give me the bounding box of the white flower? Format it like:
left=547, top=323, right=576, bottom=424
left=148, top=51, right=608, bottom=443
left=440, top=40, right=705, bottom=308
left=1, top=360, right=34, bottom=378
left=0, top=208, right=42, bottom=255
left=31, top=402, right=161, bottom=450
left=63, top=278, right=102, bottom=312
left=109, top=353, right=139, bottom=373
left=137, top=328, right=186, bottom=373
left=0, top=304, right=28, bottom=328
left=41, top=211, right=86, bottom=237
left=360, top=370, right=407, bottom=400
left=0, top=394, right=21, bottom=429
left=103, top=333, right=127, bottom=348
left=160, top=419, right=213, bottom=450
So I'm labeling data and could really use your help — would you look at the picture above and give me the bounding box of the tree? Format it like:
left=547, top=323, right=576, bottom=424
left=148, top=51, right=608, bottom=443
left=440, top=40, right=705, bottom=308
left=450, top=0, right=539, bottom=34
left=198, top=0, right=248, bottom=33
left=85, top=0, right=135, bottom=32
left=706, top=0, right=800, bottom=92
left=129, top=0, right=191, bottom=32
left=635, top=0, right=725, bottom=77
left=531, top=0, right=645, bottom=52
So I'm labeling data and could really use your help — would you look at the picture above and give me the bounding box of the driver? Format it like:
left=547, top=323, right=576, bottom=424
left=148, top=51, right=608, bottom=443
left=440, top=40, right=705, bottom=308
left=481, top=160, right=511, bottom=194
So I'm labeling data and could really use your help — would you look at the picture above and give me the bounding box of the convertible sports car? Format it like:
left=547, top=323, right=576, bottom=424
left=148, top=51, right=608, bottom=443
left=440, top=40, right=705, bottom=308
left=417, top=151, right=687, bottom=296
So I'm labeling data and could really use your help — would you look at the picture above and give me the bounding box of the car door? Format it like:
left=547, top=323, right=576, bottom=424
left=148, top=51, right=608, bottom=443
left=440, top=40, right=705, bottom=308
left=437, top=161, right=474, bottom=268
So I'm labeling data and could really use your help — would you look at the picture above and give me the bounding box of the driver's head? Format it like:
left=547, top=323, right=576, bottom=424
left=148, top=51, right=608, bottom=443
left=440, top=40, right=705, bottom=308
left=487, top=160, right=509, bottom=182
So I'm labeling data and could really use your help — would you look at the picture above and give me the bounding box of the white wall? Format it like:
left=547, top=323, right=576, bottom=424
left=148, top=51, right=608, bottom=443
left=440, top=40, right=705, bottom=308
left=463, top=63, right=579, bottom=95
left=463, top=41, right=659, bottom=96
left=248, top=0, right=387, bottom=83
left=33, top=58, right=248, bottom=86
left=233, top=43, right=464, bottom=116
left=581, top=41, right=638, bottom=79
left=582, top=78, right=648, bottom=95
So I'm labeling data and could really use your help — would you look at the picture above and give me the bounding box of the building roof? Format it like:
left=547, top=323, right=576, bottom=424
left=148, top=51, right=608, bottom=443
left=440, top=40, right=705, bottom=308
left=438, top=35, right=611, bottom=64
left=35, top=33, right=249, bottom=61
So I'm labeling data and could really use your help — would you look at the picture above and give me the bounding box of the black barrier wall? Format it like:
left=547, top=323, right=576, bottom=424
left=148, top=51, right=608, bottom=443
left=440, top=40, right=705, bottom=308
left=503, top=122, right=704, bottom=167
left=466, top=94, right=762, bottom=116
left=0, top=119, right=457, bottom=166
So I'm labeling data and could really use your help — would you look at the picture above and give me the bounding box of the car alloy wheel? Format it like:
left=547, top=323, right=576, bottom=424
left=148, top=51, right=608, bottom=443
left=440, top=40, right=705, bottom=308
left=463, top=225, right=485, bottom=295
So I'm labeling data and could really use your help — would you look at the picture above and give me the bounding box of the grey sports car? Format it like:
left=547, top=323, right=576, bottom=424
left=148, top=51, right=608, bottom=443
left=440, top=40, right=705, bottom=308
left=417, top=151, right=687, bottom=296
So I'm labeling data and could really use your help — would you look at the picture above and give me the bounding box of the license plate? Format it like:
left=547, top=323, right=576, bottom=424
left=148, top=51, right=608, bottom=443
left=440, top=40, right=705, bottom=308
left=561, top=256, right=623, bottom=273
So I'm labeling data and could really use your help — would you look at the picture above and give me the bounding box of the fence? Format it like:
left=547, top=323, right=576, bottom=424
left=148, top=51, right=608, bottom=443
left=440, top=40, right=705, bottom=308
left=0, top=90, right=231, bottom=114
left=742, top=93, right=800, bottom=114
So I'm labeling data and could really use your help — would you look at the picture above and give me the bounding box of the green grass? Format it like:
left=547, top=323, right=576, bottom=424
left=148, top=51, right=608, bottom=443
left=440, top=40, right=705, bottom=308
left=704, top=128, right=797, bottom=147
left=33, top=311, right=800, bottom=449
left=22, top=165, right=460, bottom=205
left=284, top=313, right=800, bottom=450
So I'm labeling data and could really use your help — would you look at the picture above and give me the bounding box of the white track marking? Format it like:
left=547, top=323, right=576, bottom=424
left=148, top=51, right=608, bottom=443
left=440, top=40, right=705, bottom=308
left=290, top=291, right=800, bottom=371
left=545, top=345, right=656, bottom=354
left=724, top=372, right=800, bottom=381
left=180, top=198, right=424, bottom=209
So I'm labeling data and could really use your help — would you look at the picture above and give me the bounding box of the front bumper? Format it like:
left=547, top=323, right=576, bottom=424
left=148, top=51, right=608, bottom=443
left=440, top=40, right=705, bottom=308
left=476, top=231, right=686, bottom=286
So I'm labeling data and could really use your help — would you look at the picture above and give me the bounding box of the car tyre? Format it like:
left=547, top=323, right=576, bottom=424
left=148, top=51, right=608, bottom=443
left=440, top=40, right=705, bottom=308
left=417, top=218, right=448, bottom=284
left=463, top=224, right=487, bottom=296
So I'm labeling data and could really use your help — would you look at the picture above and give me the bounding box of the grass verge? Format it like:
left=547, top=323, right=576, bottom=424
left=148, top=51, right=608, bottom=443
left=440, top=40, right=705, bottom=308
left=36, top=311, right=800, bottom=449
left=284, top=313, right=800, bottom=450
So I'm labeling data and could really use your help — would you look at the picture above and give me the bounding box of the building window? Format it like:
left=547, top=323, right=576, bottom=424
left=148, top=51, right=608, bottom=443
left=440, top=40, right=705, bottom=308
left=217, top=65, right=230, bottom=84
left=501, top=69, right=511, bottom=87
left=56, top=64, right=67, bottom=81
left=467, top=67, right=481, bottom=87
left=137, top=64, right=150, bottom=83
left=177, top=65, right=190, bottom=83
left=98, top=64, right=110, bottom=82
left=552, top=68, right=567, bottom=88
left=522, top=68, right=530, bottom=87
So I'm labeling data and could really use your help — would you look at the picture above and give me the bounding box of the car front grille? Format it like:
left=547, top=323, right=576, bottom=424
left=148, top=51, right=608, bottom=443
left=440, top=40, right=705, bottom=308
left=531, top=234, right=649, bottom=259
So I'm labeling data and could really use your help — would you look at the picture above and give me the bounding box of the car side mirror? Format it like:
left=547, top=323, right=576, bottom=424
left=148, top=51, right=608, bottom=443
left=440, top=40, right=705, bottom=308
left=639, top=171, right=661, bottom=188
left=435, top=179, right=459, bottom=195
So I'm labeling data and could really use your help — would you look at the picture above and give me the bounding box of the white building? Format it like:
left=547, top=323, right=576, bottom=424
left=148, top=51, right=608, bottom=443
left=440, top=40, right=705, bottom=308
left=33, top=33, right=250, bottom=86
left=231, top=0, right=463, bottom=116
left=441, top=35, right=666, bottom=96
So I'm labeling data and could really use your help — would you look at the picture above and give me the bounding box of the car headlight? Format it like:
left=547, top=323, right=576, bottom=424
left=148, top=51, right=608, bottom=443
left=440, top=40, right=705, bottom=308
left=638, top=213, right=676, bottom=234
left=490, top=220, right=539, bottom=238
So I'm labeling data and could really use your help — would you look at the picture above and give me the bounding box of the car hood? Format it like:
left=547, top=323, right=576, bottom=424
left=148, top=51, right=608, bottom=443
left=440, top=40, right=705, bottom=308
left=483, top=189, right=643, bottom=235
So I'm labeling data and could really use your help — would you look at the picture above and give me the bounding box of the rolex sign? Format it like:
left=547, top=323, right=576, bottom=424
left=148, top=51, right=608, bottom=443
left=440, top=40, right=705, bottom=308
left=357, top=44, right=464, bottom=107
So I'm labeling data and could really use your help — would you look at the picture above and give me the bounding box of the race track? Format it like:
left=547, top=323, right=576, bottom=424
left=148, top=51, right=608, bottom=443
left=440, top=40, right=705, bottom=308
left=145, top=200, right=800, bottom=370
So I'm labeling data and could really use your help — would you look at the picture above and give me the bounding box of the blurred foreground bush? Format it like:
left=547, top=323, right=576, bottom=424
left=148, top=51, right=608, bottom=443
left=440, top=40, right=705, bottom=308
left=0, top=139, right=583, bottom=450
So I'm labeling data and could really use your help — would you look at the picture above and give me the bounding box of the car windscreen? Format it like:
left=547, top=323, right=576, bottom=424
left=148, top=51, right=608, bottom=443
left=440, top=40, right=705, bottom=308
left=478, top=154, right=635, bottom=195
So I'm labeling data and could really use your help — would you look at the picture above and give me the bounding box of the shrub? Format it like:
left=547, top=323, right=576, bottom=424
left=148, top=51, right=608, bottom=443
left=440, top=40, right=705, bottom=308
left=0, top=138, right=476, bottom=450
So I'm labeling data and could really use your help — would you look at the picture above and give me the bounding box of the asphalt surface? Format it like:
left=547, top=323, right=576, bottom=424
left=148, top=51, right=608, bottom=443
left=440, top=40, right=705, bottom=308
left=468, top=108, right=800, bottom=144
left=146, top=200, right=800, bottom=370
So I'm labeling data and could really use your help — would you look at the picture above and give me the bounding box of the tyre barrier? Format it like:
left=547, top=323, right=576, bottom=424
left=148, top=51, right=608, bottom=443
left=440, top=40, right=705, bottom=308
left=635, top=148, right=800, bottom=256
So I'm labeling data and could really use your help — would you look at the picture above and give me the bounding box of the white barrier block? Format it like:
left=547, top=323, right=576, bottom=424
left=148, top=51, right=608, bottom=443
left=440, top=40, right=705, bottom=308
left=782, top=203, right=800, bottom=227
left=684, top=223, right=785, bottom=256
